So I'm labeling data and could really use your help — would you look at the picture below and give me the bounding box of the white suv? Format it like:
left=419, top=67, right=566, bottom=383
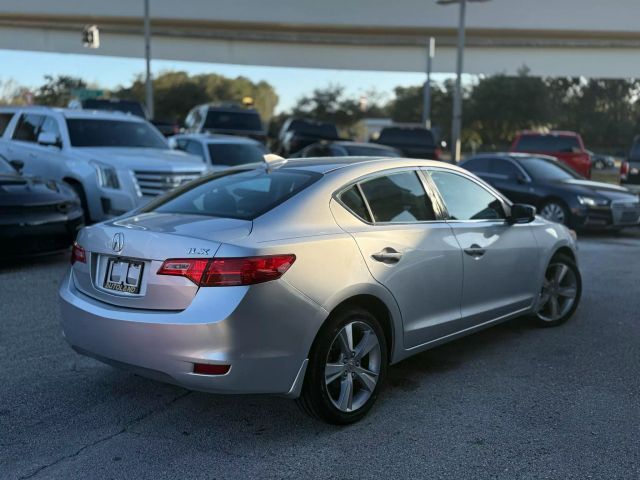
left=0, top=107, right=207, bottom=222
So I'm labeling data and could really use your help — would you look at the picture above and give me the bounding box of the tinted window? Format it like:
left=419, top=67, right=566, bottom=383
left=0, top=113, right=14, bottom=135
left=514, top=135, right=580, bottom=153
left=203, top=111, right=263, bottom=132
left=207, top=143, right=267, bottom=166
left=360, top=171, right=435, bottom=223
left=288, top=120, right=338, bottom=138
left=344, top=145, right=402, bottom=157
left=519, top=157, right=580, bottom=181
left=147, top=169, right=319, bottom=220
left=339, top=186, right=371, bottom=222
left=184, top=140, right=205, bottom=159
left=12, top=114, right=43, bottom=142
left=82, top=99, right=147, bottom=118
left=490, top=159, right=520, bottom=180
left=66, top=119, right=168, bottom=148
left=461, top=157, right=490, bottom=173
left=429, top=170, right=505, bottom=220
left=378, top=128, right=435, bottom=146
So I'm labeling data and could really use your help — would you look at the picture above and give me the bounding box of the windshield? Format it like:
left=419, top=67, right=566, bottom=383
left=344, top=145, right=401, bottom=157
left=203, top=111, right=263, bottom=132
left=145, top=169, right=320, bottom=220
left=66, top=119, right=168, bottom=149
left=207, top=143, right=268, bottom=167
left=82, top=99, right=147, bottom=118
left=514, top=135, right=580, bottom=153
left=519, top=157, right=581, bottom=181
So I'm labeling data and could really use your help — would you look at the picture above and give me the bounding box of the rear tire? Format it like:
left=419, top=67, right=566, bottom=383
left=297, top=307, right=388, bottom=425
left=533, top=254, right=581, bottom=327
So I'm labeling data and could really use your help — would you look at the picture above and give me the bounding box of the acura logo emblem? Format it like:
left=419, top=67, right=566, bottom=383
left=111, top=232, right=124, bottom=253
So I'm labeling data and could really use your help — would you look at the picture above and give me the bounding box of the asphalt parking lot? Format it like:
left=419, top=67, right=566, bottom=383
left=1, top=230, right=639, bottom=480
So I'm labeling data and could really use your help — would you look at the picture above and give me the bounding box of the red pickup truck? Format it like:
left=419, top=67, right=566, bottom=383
left=510, top=131, right=592, bottom=178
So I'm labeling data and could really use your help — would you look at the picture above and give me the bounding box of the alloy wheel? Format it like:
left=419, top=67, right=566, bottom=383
left=537, top=262, right=579, bottom=322
left=324, top=321, right=382, bottom=413
left=540, top=203, right=567, bottom=225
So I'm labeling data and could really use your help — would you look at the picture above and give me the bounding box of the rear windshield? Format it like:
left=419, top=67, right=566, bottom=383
left=378, top=128, right=435, bottom=146
left=66, top=119, right=168, bottom=149
left=514, top=135, right=580, bottom=153
left=145, top=169, right=320, bottom=220
left=0, top=112, right=14, bottom=135
left=83, top=99, right=147, bottom=118
left=344, top=145, right=401, bottom=157
left=203, top=110, right=263, bottom=132
left=289, top=120, right=338, bottom=138
left=207, top=143, right=267, bottom=167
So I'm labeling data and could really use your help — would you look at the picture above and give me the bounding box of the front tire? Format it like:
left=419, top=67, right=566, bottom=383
left=539, top=200, right=570, bottom=226
left=534, top=254, right=581, bottom=327
left=297, top=307, right=388, bottom=424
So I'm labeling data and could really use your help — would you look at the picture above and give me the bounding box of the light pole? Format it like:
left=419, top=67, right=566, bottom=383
left=144, top=0, right=153, bottom=119
left=422, top=37, right=435, bottom=129
left=437, top=0, right=489, bottom=163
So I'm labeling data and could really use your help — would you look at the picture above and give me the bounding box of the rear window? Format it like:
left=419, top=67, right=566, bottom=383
left=289, top=120, right=338, bottom=138
left=83, top=99, right=147, bottom=118
left=207, top=143, right=267, bottom=167
left=514, top=134, right=580, bottom=153
left=0, top=113, right=14, bottom=135
left=378, top=128, right=435, bottom=146
left=145, top=169, right=320, bottom=220
left=203, top=110, right=263, bottom=132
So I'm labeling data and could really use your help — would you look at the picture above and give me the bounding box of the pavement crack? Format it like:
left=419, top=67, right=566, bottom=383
left=18, top=390, right=191, bottom=479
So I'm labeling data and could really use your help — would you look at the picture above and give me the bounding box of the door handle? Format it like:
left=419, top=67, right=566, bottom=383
left=464, top=244, right=486, bottom=258
left=372, top=248, right=403, bottom=264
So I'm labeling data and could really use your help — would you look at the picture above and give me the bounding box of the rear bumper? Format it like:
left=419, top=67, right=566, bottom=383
left=59, top=270, right=326, bottom=396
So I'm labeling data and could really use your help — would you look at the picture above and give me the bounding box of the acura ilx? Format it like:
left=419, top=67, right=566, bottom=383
left=59, top=157, right=581, bottom=424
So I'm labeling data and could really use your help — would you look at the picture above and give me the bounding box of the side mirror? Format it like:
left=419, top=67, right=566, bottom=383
left=9, top=159, right=24, bottom=173
left=508, top=203, right=536, bottom=224
left=37, top=132, right=60, bottom=148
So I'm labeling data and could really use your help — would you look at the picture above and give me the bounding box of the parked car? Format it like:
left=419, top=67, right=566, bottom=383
left=510, top=130, right=592, bottom=178
left=60, top=157, right=581, bottom=424
left=620, top=136, right=640, bottom=194
left=587, top=151, right=616, bottom=170
left=184, top=104, right=266, bottom=143
left=371, top=126, right=440, bottom=160
left=170, top=133, right=268, bottom=169
left=276, top=118, right=340, bottom=157
left=461, top=153, right=640, bottom=230
left=293, top=140, right=401, bottom=158
left=68, top=98, right=180, bottom=137
left=0, top=156, right=83, bottom=257
left=0, top=107, right=207, bottom=223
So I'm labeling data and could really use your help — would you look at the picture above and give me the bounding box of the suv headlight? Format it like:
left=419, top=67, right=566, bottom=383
left=91, top=162, right=120, bottom=189
left=577, top=195, right=609, bottom=207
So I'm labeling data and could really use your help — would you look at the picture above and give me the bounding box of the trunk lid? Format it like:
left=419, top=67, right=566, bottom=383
left=72, top=212, right=251, bottom=310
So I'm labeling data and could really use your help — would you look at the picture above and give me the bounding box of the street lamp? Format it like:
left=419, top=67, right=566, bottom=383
left=437, top=0, right=490, bottom=163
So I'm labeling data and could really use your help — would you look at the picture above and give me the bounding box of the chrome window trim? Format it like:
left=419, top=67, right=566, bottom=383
left=333, top=166, right=447, bottom=226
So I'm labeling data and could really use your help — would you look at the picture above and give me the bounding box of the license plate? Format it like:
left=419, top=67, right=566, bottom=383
left=103, top=258, right=144, bottom=294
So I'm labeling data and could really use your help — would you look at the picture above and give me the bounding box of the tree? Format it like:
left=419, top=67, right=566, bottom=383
left=34, top=75, right=87, bottom=106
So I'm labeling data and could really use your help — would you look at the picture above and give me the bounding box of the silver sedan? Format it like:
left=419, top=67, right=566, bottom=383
left=59, top=157, right=582, bottom=424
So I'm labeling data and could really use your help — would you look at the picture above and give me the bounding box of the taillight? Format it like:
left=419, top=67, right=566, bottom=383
left=157, top=255, right=296, bottom=287
left=71, top=242, right=86, bottom=264
left=620, top=161, right=629, bottom=180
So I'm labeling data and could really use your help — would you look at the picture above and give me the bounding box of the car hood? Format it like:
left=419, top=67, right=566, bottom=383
left=74, top=147, right=207, bottom=172
left=558, top=179, right=638, bottom=201
left=0, top=174, right=77, bottom=206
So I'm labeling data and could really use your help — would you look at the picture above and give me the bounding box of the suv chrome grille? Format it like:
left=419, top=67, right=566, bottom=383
left=133, top=171, right=201, bottom=196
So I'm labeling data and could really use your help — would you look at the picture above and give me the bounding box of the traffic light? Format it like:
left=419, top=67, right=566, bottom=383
left=82, top=25, right=100, bottom=49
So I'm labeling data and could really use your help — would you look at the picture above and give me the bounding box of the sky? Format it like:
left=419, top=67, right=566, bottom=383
left=0, top=49, right=455, bottom=113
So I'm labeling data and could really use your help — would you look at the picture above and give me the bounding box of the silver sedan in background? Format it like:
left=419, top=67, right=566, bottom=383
left=59, top=157, right=582, bottom=424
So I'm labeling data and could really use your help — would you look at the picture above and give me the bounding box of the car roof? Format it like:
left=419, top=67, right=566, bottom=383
left=0, top=105, right=144, bottom=122
left=277, top=156, right=448, bottom=174
left=173, top=133, right=262, bottom=145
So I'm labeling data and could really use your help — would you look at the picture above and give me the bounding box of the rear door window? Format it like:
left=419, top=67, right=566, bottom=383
left=489, top=159, right=520, bottom=180
left=359, top=171, right=435, bottom=223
